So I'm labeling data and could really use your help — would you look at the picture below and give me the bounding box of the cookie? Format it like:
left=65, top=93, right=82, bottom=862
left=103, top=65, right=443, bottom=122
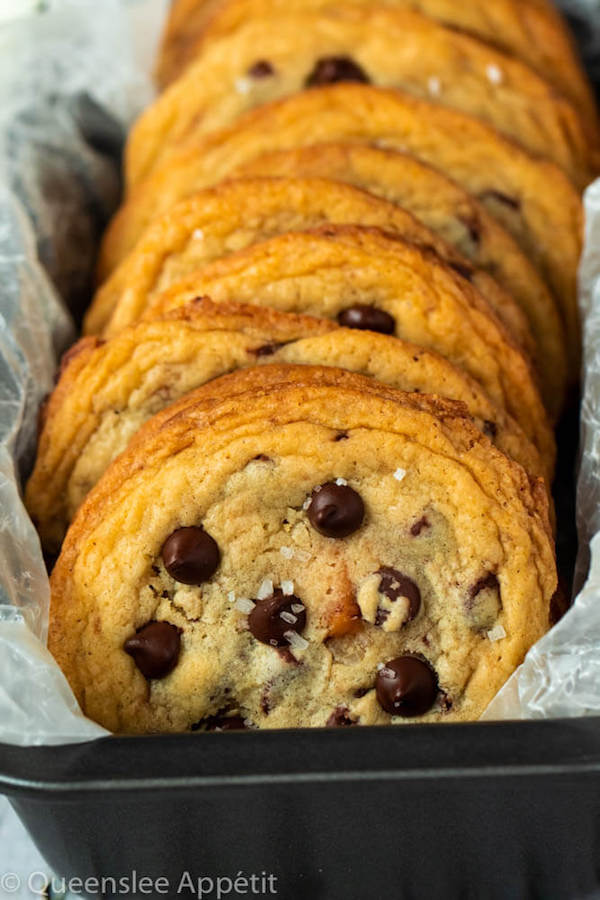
left=142, top=224, right=554, bottom=471
left=26, top=298, right=547, bottom=554
left=127, top=6, right=593, bottom=191
left=98, top=85, right=583, bottom=373
left=155, top=0, right=598, bottom=131
left=48, top=365, right=556, bottom=733
left=89, top=176, right=533, bottom=368
left=234, top=143, right=567, bottom=418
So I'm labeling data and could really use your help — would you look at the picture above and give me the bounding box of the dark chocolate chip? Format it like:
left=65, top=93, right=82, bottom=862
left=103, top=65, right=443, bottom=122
left=305, top=56, right=370, bottom=87
left=377, top=568, right=421, bottom=622
left=248, top=588, right=307, bottom=647
left=479, top=190, right=521, bottom=211
left=375, top=656, right=438, bottom=717
left=470, top=572, right=499, bottom=600
left=251, top=341, right=286, bottom=357
left=247, top=59, right=275, bottom=78
left=326, top=706, right=356, bottom=727
left=124, top=621, right=181, bottom=679
left=337, top=305, right=395, bottom=335
left=410, top=516, right=430, bottom=537
left=483, top=420, right=498, bottom=439
left=161, top=526, right=220, bottom=585
left=307, top=482, right=365, bottom=538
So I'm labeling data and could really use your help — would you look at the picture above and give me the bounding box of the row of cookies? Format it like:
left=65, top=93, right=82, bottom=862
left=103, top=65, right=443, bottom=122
left=29, top=0, right=593, bottom=731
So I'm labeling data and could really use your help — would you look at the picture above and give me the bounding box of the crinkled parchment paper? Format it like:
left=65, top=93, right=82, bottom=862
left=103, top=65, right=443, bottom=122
left=0, top=0, right=599, bottom=743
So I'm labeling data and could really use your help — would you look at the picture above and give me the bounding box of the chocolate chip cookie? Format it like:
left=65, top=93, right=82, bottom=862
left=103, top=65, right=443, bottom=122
left=98, top=85, right=582, bottom=374
left=141, top=224, right=554, bottom=470
left=127, top=7, right=593, bottom=190
left=48, top=365, right=557, bottom=732
left=89, top=176, right=533, bottom=368
left=156, top=0, right=599, bottom=134
left=26, top=299, right=546, bottom=554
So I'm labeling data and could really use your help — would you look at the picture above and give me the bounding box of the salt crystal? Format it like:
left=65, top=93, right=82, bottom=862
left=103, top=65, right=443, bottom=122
left=228, top=591, right=236, bottom=604
left=285, top=631, right=309, bottom=651
left=235, top=597, right=255, bottom=614
left=486, top=63, right=503, bottom=85
left=257, top=578, right=273, bottom=600
left=280, top=611, right=297, bottom=625
left=335, top=478, right=348, bottom=486
left=280, top=546, right=294, bottom=559
left=393, top=468, right=407, bottom=482
left=295, top=549, right=311, bottom=563
left=282, top=580, right=294, bottom=596
left=234, top=77, right=252, bottom=94
left=302, top=497, right=312, bottom=510
left=487, top=624, right=507, bottom=642
left=192, top=228, right=204, bottom=241
left=291, top=603, right=305, bottom=614
left=376, top=662, right=385, bottom=671
left=427, top=76, right=441, bottom=97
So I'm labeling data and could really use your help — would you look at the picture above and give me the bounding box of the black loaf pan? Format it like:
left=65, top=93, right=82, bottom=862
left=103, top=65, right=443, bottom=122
left=1, top=6, right=599, bottom=900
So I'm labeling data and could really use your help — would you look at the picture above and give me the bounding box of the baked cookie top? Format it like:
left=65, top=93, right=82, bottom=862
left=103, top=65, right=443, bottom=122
left=26, top=299, right=546, bottom=553
left=100, top=85, right=582, bottom=371
left=90, top=176, right=532, bottom=368
left=143, top=223, right=554, bottom=470
left=127, top=6, right=594, bottom=189
left=156, top=0, right=598, bottom=131
left=234, top=143, right=567, bottom=417
left=49, top=365, right=556, bottom=733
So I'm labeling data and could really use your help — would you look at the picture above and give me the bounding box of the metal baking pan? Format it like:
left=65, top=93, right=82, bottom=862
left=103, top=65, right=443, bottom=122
left=2, top=719, right=600, bottom=900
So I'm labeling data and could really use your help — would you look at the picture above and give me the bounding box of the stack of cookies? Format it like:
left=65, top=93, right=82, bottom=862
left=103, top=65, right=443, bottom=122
left=27, top=0, right=596, bottom=733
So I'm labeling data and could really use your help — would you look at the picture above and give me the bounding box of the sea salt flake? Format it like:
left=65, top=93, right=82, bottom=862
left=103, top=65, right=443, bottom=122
left=192, top=228, right=204, bottom=240
left=257, top=578, right=274, bottom=599
left=236, top=597, right=255, bottom=614
left=302, top=497, right=312, bottom=510
left=228, top=591, right=236, bottom=603
left=234, top=76, right=252, bottom=94
left=393, top=468, right=407, bottom=482
left=376, top=662, right=385, bottom=671
left=280, top=546, right=294, bottom=559
left=486, top=63, right=503, bottom=85
left=427, top=76, right=441, bottom=97
left=487, top=624, right=507, bottom=642
left=285, top=631, right=309, bottom=651
left=280, top=611, right=297, bottom=624
left=291, top=603, right=305, bottom=614
left=335, top=477, right=348, bottom=486
left=282, top=580, right=294, bottom=596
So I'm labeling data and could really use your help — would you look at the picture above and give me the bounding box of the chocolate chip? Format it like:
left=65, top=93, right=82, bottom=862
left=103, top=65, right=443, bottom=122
left=410, top=516, right=430, bottom=537
left=334, top=431, right=349, bottom=442
left=247, top=59, right=275, bottom=78
left=124, top=621, right=181, bottom=679
left=479, top=190, right=521, bottom=211
left=375, top=656, right=438, bottom=717
left=337, top=305, right=395, bottom=335
left=248, top=588, right=307, bottom=647
left=377, top=568, right=421, bottom=622
left=305, top=56, right=370, bottom=87
left=307, top=482, right=365, bottom=538
left=326, top=706, right=356, bottom=727
left=251, top=342, right=286, bottom=357
left=470, top=572, right=499, bottom=600
left=483, top=420, right=498, bottom=439
left=161, top=526, right=220, bottom=585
